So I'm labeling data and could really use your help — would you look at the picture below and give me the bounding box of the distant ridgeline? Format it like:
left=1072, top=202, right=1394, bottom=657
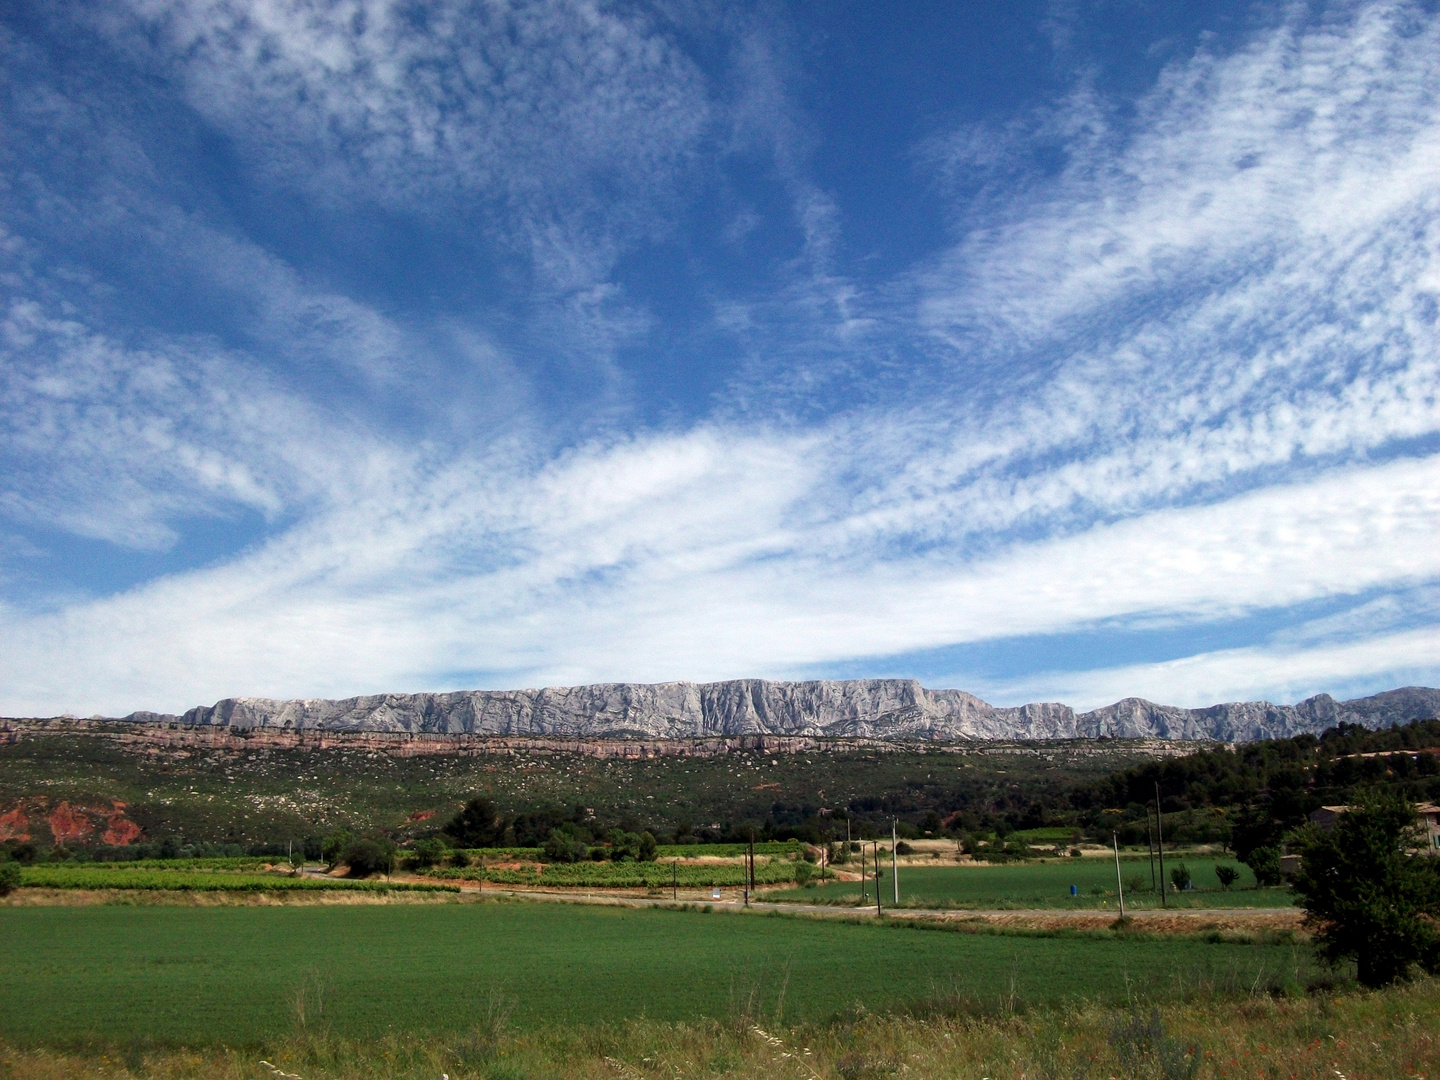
left=14, top=680, right=1440, bottom=745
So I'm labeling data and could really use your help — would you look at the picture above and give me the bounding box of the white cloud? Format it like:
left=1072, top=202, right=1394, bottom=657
left=4, top=2, right=1440, bottom=716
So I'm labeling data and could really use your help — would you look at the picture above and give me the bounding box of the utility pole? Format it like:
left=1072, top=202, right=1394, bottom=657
left=1154, top=783, right=1167, bottom=908
left=1146, top=806, right=1157, bottom=893
left=673, top=858, right=678, bottom=900
left=874, top=842, right=882, bottom=916
left=859, top=830, right=867, bottom=903
left=1112, top=833, right=1126, bottom=920
left=748, top=831, right=756, bottom=893
left=891, top=819, right=899, bottom=906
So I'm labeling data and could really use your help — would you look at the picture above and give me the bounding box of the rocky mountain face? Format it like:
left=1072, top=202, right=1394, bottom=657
left=98, top=681, right=1440, bottom=744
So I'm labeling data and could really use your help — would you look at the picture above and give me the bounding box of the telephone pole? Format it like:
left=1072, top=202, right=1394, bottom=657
left=874, top=842, right=882, bottom=916
left=1113, top=833, right=1126, bottom=920
left=1146, top=806, right=1157, bottom=893
left=1154, top=783, right=1168, bottom=908
left=891, top=819, right=899, bottom=905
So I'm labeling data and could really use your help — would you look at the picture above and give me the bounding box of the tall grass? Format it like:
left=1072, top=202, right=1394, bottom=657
left=0, top=977, right=1433, bottom=1079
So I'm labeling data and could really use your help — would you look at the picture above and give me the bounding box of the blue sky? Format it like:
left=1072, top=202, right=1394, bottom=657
left=3, top=0, right=1439, bottom=717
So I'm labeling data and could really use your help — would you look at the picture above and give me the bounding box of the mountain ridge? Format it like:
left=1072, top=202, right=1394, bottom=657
left=25, top=680, right=1440, bottom=744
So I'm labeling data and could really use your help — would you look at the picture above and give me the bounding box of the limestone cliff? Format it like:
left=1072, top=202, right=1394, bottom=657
left=85, top=680, right=1440, bottom=743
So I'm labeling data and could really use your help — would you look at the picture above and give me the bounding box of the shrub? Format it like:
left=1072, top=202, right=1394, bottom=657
left=412, top=837, right=450, bottom=868
left=0, top=861, right=21, bottom=896
left=542, top=830, right=589, bottom=864
left=1215, top=865, right=1240, bottom=890
left=637, top=831, right=658, bottom=863
left=895, top=841, right=914, bottom=855
left=341, top=838, right=397, bottom=878
left=1169, top=864, right=1191, bottom=891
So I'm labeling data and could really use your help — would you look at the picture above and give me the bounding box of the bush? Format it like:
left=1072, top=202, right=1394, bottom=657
left=1292, top=788, right=1440, bottom=987
left=0, top=861, right=21, bottom=896
left=1215, top=865, right=1240, bottom=890
left=411, top=837, right=450, bottom=868
left=542, top=830, right=589, bottom=864
left=341, top=838, right=397, bottom=878
left=894, top=841, right=914, bottom=855
left=1169, top=864, right=1191, bottom=891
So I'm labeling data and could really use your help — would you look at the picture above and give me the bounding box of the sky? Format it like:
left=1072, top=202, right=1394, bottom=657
left=2, top=0, right=1439, bottom=718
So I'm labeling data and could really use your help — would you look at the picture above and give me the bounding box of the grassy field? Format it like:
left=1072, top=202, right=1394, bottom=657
left=0, top=901, right=1317, bottom=1045
left=772, top=857, right=1295, bottom=909
left=4, top=979, right=1435, bottom=1080
left=17, top=865, right=457, bottom=893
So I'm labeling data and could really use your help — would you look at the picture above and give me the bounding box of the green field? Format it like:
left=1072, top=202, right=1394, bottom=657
left=772, top=857, right=1294, bottom=909
left=18, top=864, right=457, bottom=893
left=429, top=857, right=800, bottom=888
left=0, top=902, right=1313, bottom=1045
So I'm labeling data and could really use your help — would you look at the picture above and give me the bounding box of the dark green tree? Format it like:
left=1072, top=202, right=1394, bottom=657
left=444, top=797, right=506, bottom=848
left=341, top=837, right=396, bottom=878
left=1292, top=789, right=1440, bottom=987
left=1214, top=864, right=1240, bottom=890
left=0, top=860, right=21, bottom=896
left=321, top=829, right=355, bottom=869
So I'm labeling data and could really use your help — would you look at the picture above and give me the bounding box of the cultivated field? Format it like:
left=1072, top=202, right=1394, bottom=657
left=773, top=857, right=1294, bottom=909
left=0, top=900, right=1317, bottom=1044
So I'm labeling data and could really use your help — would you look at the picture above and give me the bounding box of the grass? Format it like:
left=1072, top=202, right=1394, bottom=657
left=3, top=980, right=1436, bottom=1080
left=0, top=899, right=1319, bottom=1045
left=17, top=866, right=458, bottom=893
left=774, top=857, right=1294, bottom=909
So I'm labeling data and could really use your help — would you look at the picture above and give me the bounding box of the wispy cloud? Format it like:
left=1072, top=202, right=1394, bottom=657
left=2, top=1, right=1438, bottom=716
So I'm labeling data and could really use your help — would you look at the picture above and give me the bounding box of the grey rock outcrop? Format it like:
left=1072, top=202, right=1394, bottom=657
left=78, top=680, right=1440, bottom=744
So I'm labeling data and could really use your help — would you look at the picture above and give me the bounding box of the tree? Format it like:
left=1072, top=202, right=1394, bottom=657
left=0, top=860, right=21, bottom=896
left=1215, top=864, right=1240, bottom=890
left=1169, top=863, right=1191, bottom=891
left=1291, top=789, right=1440, bottom=987
left=444, top=797, right=506, bottom=848
left=1245, top=845, right=1282, bottom=887
left=322, top=829, right=355, bottom=869
left=637, top=831, right=658, bottom=863
left=341, top=837, right=396, bottom=878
